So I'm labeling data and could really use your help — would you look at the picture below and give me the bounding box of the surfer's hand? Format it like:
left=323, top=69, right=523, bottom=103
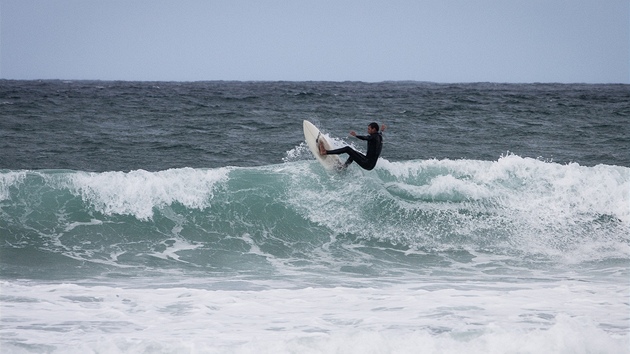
left=349, top=131, right=357, bottom=137
left=381, top=124, right=387, bottom=132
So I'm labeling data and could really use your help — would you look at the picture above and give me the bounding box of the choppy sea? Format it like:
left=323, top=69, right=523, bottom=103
left=1, top=80, right=629, bottom=353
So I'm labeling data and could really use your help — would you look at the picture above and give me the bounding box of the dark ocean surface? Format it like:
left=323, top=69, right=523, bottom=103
left=2, top=80, right=629, bottom=171
left=1, top=80, right=629, bottom=353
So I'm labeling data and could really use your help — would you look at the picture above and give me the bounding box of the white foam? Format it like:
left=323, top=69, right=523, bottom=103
left=1, top=279, right=627, bottom=354
left=384, top=155, right=629, bottom=224
left=63, top=219, right=103, bottom=232
left=65, top=167, right=230, bottom=220
left=0, top=170, right=27, bottom=201
left=148, top=237, right=201, bottom=263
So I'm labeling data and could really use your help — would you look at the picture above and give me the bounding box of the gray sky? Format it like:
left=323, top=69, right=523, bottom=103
left=1, top=0, right=629, bottom=83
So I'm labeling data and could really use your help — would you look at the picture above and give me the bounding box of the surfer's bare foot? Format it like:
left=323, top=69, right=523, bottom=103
left=318, top=141, right=327, bottom=155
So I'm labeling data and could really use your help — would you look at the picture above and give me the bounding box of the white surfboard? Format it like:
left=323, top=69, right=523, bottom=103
left=303, top=120, right=342, bottom=170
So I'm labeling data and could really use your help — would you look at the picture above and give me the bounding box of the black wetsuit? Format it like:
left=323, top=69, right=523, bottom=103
left=326, top=132, right=383, bottom=170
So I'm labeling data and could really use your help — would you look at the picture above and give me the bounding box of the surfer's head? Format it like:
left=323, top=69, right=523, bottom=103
left=368, top=122, right=380, bottom=134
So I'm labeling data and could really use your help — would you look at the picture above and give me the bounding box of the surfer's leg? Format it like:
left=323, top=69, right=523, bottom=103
left=325, top=146, right=353, bottom=156
left=326, top=146, right=368, bottom=168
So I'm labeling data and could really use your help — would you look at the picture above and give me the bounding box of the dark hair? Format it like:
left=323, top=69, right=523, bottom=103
left=369, top=122, right=379, bottom=131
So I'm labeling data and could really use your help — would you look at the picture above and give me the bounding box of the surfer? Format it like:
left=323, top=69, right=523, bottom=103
left=319, top=122, right=386, bottom=170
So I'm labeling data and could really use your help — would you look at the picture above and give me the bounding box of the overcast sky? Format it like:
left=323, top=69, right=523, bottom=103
left=1, top=0, right=628, bottom=83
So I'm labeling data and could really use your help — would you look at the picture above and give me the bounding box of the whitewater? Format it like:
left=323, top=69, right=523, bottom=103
left=1, top=80, right=629, bottom=353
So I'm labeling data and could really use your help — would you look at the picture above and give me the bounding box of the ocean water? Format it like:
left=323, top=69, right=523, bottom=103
left=1, top=80, right=629, bottom=353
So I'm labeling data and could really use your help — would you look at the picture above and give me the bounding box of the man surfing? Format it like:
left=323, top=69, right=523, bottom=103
left=319, top=122, right=386, bottom=171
